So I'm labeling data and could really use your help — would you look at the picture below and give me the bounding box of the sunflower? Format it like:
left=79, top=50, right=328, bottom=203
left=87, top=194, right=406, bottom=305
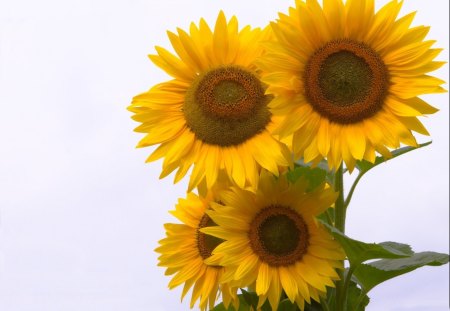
left=202, top=171, right=345, bottom=310
left=129, top=12, right=291, bottom=191
left=258, top=0, right=446, bottom=170
left=155, top=190, right=237, bottom=311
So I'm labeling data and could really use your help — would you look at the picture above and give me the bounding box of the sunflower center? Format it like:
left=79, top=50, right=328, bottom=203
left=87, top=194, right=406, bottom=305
left=304, top=40, right=389, bottom=124
left=184, top=65, right=271, bottom=146
left=260, top=215, right=299, bottom=255
left=319, top=51, right=372, bottom=107
left=197, top=214, right=224, bottom=260
left=213, top=80, right=246, bottom=106
left=248, top=205, right=309, bottom=266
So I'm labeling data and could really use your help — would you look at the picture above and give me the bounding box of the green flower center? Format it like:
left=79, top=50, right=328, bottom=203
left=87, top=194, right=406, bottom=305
left=249, top=205, right=309, bottom=266
left=213, top=80, right=247, bottom=106
left=319, top=51, right=372, bottom=107
left=184, top=66, right=271, bottom=146
left=260, top=214, right=299, bottom=255
left=304, top=40, right=389, bottom=124
left=197, top=214, right=224, bottom=260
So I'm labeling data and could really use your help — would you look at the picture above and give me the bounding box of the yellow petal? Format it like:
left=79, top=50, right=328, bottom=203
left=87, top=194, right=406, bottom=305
left=234, top=255, right=259, bottom=281
left=279, top=266, right=298, bottom=302
left=256, top=262, right=272, bottom=295
left=213, top=11, right=229, bottom=64
left=346, top=126, right=366, bottom=160
left=267, top=269, right=282, bottom=310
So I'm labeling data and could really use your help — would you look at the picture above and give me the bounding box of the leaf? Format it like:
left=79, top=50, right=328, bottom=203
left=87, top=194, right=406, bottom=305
left=287, top=165, right=327, bottom=191
left=321, top=223, right=412, bottom=266
left=378, top=242, right=413, bottom=256
left=278, top=299, right=298, bottom=311
left=355, top=142, right=431, bottom=173
left=346, top=281, right=370, bottom=311
left=316, top=207, right=335, bottom=226
left=212, top=289, right=272, bottom=311
left=296, top=158, right=330, bottom=172
left=352, top=251, right=449, bottom=293
left=304, top=300, right=325, bottom=311
left=294, top=158, right=335, bottom=186
left=211, top=303, right=230, bottom=311
left=240, top=288, right=258, bottom=309
left=212, top=293, right=252, bottom=311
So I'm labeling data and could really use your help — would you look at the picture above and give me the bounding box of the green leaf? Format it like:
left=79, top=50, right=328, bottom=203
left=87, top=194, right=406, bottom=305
left=212, top=293, right=252, bottom=311
left=346, top=281, right=370, bottom=311
left=212, top=291, right=332, bottom=311
left=212, top=289, right=273, bottom=311
left=295, top=158, right=330, bottom=172
left=287, top=165, right=327, bottom=191
left=377, top=241, right=413, bottom=256
left=240, top=288, right=258, bottom=309
left=317, top=207, right=335, bottom=226
left=295, top=158, right=336, bottom=186
left=353, top=251, right=449, bottom=293
left=211, top=303, right=230, bottom=311
left=304, top=300, right=325, bottom=311
left=278, top=299, right=298, bottom=311
left=355, top=141, right=431, bottom=173
left=321, top=223, right=412, bottom=266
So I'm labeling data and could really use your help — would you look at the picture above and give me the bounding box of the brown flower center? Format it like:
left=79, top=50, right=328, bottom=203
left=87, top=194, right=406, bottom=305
left=248, top=205, right=309, bottom=266
left=184, top=66, right=271, bottom=146
left=197, top=214, right=224, bottom=260
left=304, top=40, right=389, bottom=124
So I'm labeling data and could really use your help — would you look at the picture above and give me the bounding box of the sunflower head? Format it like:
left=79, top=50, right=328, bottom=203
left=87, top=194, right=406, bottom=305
left=202, top=171, right=345, bottom=310
left=129, top=11, right=291, bottom=192
left=259, top=0, right=446, bottom=171
left=155, top=190, right=238, bottom=310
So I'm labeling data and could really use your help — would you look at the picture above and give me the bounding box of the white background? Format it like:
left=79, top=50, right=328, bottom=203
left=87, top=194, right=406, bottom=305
left=0, top=0, right=448, bottom=310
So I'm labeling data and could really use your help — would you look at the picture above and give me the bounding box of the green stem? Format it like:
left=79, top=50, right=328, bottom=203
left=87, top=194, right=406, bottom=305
left=334, top=165, right=346, bottom=311
left=325, top=209, right=334, bottom=226
left=320, top=296, right=331, bottom=311
left=354, top=289, right=368, bottom=310
left=334, top=165, right=346, bottom=232
left=340, top=266, right=356, bottom=310
left=344, top=171, right=364, bottom=209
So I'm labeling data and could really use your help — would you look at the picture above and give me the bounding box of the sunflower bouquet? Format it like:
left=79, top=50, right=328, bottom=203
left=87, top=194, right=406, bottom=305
left=128, top=0, right=448, bottom=310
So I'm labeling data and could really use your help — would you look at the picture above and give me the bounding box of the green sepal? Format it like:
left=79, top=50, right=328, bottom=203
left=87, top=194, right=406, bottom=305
left=321, top=223, right=412, bottom=266
left=295, top=158, right=330, bottom=173
left=355, top=141, right=431, bottom=173
left=287, top=165, right=327, bottom=192
left=288, top=163, right=334, bottom=225
left=316, top=207, right=335, bottom=226
left=352, top=251, right=450, bottom=293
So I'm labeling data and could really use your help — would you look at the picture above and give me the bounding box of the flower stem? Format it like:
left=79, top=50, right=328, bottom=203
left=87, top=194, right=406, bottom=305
left=334, top=165, right=346, bottom=311
left=344, top=171, right=364, bottom=209
left=340, top=265, right=355, bottom=310
left=354, top=289, right=368, bottom=310
left=334, top=165, right=346, bottom=232
left=320, top=296, right=331, bottom=311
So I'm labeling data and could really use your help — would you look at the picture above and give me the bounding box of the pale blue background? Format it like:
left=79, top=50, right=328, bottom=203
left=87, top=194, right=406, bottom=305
left=0, top=0, right=448, bottom=310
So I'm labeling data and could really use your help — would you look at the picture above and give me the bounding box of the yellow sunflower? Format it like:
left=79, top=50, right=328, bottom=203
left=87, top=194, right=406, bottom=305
left=129, top=12, right=291, bottom=191
left=155, top=190, right=237, bottom=311
left=258, top=0, right=446, bottom=170
left=202, top=171, right=345, bottom=310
